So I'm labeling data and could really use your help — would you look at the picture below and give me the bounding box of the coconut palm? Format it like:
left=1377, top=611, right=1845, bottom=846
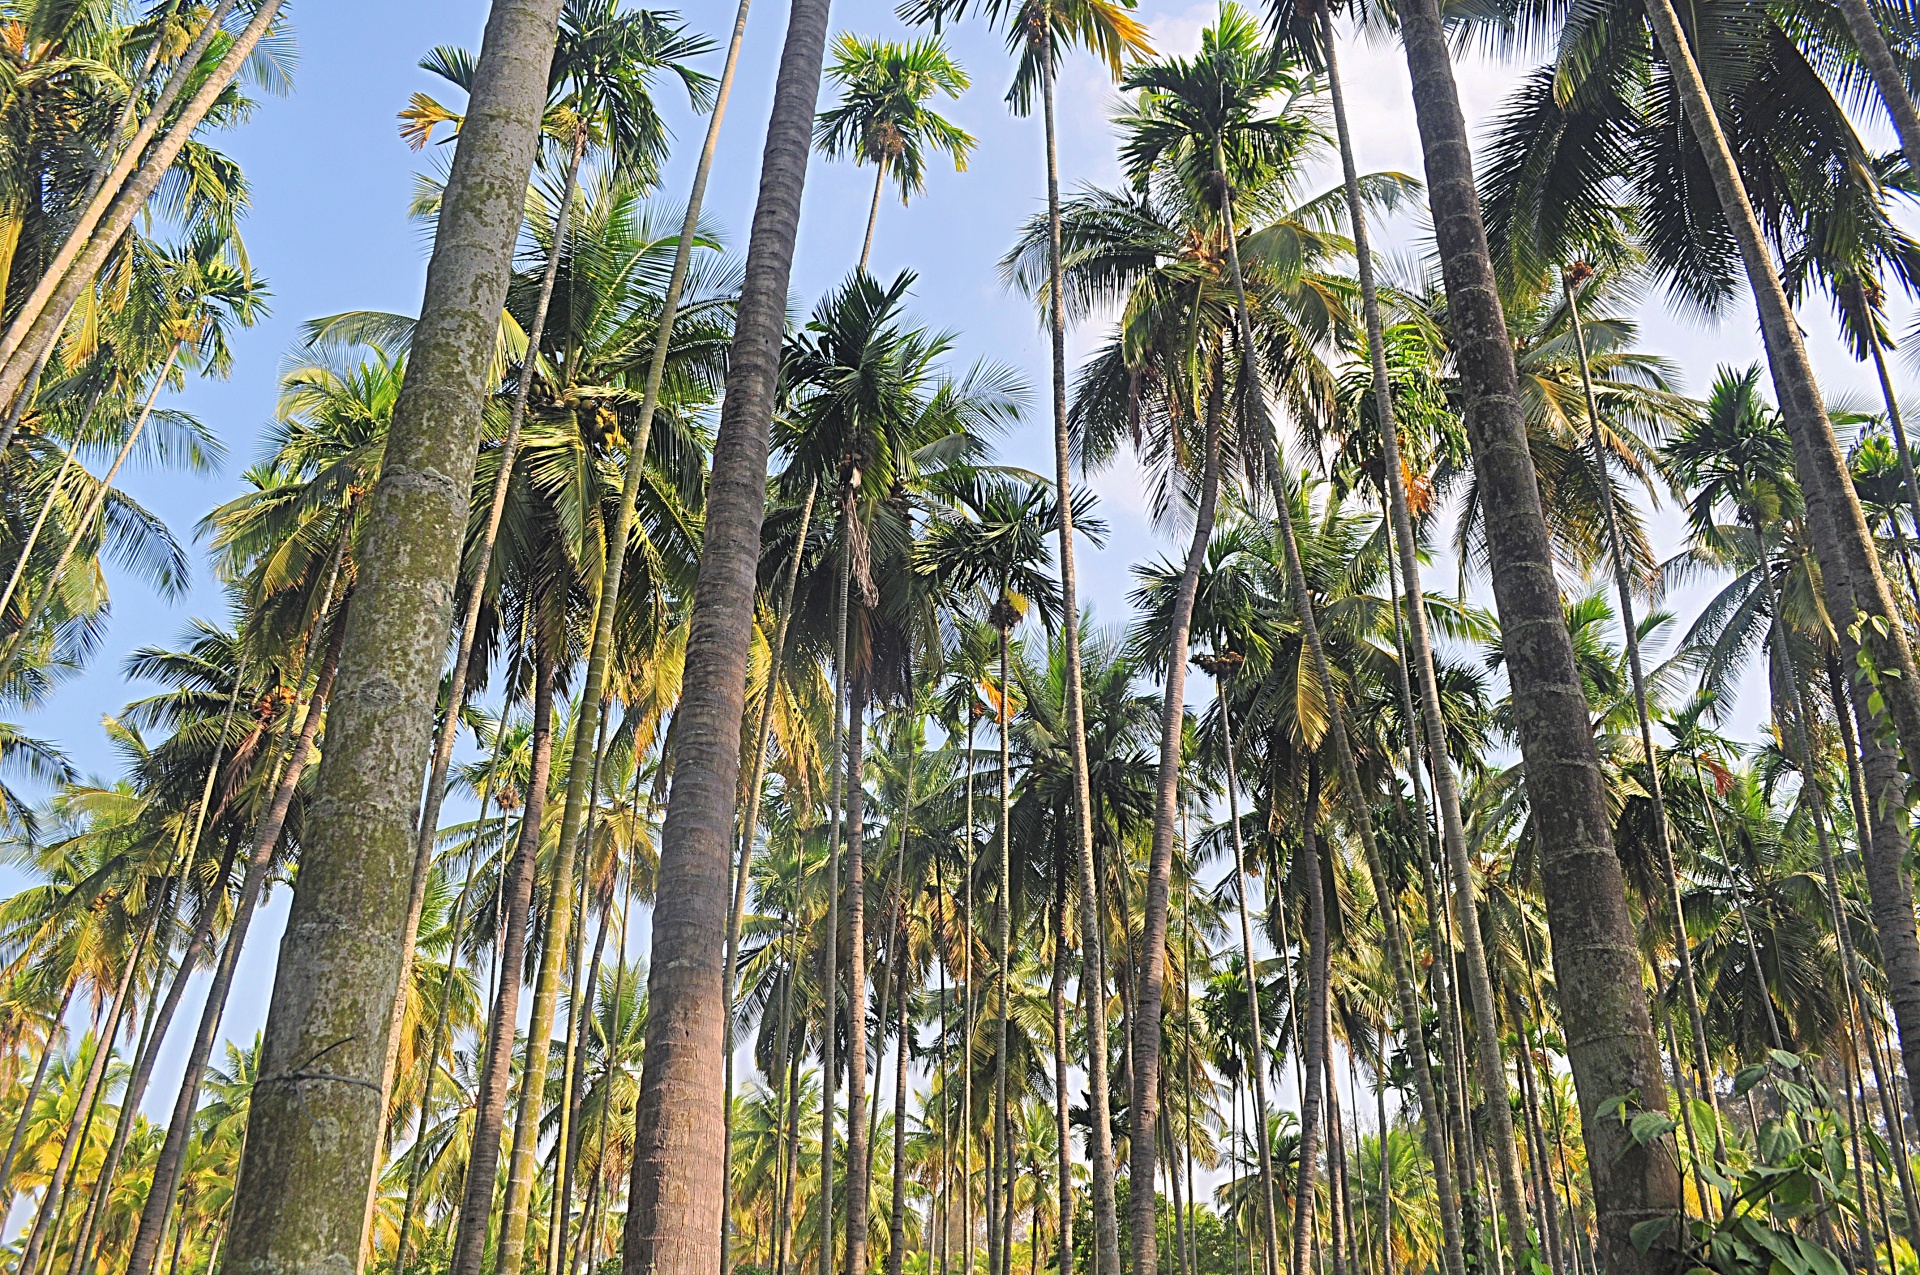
left=815, top=34, right=975, bottom=270
left=222, top=5, right=569, bottom=1266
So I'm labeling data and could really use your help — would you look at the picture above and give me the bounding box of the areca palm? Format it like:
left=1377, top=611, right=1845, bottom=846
left=815, top=35, right=975, bottom=270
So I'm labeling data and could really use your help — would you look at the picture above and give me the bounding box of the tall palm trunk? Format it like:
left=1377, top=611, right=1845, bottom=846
left=816, top=504, right=856, bottom=1275
left=725, top=478, right=820, bottom=1249
left=447, top=632, right=557, bottom=1275
left=1127, top=304, right=1228, bottom=1275
left=0, top=0, right=284, bottom=421
left=991, top=619, right=1016, bottom=1275
left=1212, top=144, right=1466, bottom=1275
left=0, top=433, right=79, bottom=621
left=225, top=5, right=567, bottom=1267
left=1289, top=767, right=1328, bottom=1275
left=398, top=711, right=517, bottom=1275
left=1832, top=0, right=1920, bottom=175
left=1316, top=14, right=1530, bottom=1251
left=1051, top=855, right=1073, bottom=1275
left=860, top=159, right=887, bottom=272
left=1641, top=0, right=1920, bottom=807
left=624, top=0, right=837, bottom=1257
left=962, top=715, right=977, bottom=1275
left=847, top=668, right=874, bottom=1275
left=71, top=666, right=243, bottom=1275
left=1220, top=682, right=1280, bottom=1275
left=1394, top=0, right=1684, bottom=1266
left=1038, top=40, right=1120, bottom=1275
left=127, top=599, right=349, bottom=1275
left=890, top=921, right=915, bottom=1275
left=1565, top=274, right=1723, bottom=1155
left=389, top=122, right=590, bottom=1114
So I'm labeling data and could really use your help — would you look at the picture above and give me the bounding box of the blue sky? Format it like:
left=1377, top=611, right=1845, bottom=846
left=6, top=0, right=1910, bottom=1142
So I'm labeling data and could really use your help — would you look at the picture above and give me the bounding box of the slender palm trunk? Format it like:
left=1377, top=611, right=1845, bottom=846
left=1395, top=1, right=1683, bottom=1266
left=0, top=0, right=281, bottom=417
left=1644, top=0, right=1920, bottom=809
left=1037, top=40, right=1119, bottom=1275
left=1051, top=864, right=1073, bottom=1275
left=963, top=716, right=977, bottom=1275
left=847, top=669, right=874, bottom=1275
left=388, top=123, right=590, bottom=1115
left=0, top=342, right=179, bottom=685
left=989, top=625, right=1012, bottom=1275
left=226, top=5, right=568, bottom=1266
left=724, top=478, right=820, bottom=1248
left=890, top=928, right=914, bottom=1275
left=1319, top=17, right=1531, bottom=1252
left=1127, top=323, right=1226, bottom=1275
left=1215, top=139, right=1466, bottom=1275
left=1290, top=767, right=1328, bottom=1275
left=860, top=160, right=886, bottom=273
left=1220, top=688, right=1281, bottom=1275
left=624, top=0, right=835, bottom=1255
left=397, top=714, right=516, bottom=1275
left=128, top=601, right=349, bottom=1275
left=0, top=983, right=72, bottom=1204
left=817, top=508, right=855, bottom=1275
left=1565, top=275, right=1724, bottom=1154
left=448, top=634, right=557, bottom=1275
left=0, top=434, right=79, bottom=621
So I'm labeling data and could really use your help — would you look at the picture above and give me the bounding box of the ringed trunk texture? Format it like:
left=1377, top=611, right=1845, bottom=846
left=1039, top=41, right=1121, bottom=1275
left=623, top=0, right=835, bottom=1259
left=223, top=5, right=566, bottom=1273
left=1395, top=0, right=1683, bottom=1267
left=1127, top=378, right=1225, bottom=1275
left=1319, top=15, right=1530, bottom=1255
left=1289, top=773, right=1328, bottom=1275
left=846, top=678, right=873, bottom=1275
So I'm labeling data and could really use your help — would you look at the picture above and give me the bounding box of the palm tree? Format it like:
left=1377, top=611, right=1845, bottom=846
left=623, top=0, right=842, bottom=1255
left=393, top=10, right=716, bottom=1135
left=921, top=472, right=1069, bottom=1275
left=899, top=3, right=1153, bottom=1265
left=221, top=4, right=573, bottom=1270
left=815, top=34, right=974, bottom=270
left=1376, top=0, right=1687, bottom=1267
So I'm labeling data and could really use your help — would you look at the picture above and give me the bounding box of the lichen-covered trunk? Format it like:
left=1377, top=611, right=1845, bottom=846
left=1395, top=0, right=1683, bottom=1267
left=223, top=6, right=565, bottom=1272
left=128, top=605, right=350, bottom=1275
left=449, top=638, right=557, bottom=1275
left=623, top=0, right=833, bottom=1255
left=847, top=678, right=873, bottom=1275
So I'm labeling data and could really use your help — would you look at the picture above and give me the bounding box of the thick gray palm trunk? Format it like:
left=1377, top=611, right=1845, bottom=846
left=1395, top=0, right=1683, bottom=1268
left=1038, top=42, right=1121, bottom=1275
left=387, top=124, right=589, bottom=1112
left=1318, top=17, right=1530, bottom=1254
left=127, top=606, right=349, bottom=1275
left=622, top=0, right=835, bottom=1263
left=1640, top=0, right=1920, bottom=798
left=448, top=641, right=556, bottom=1275
left=1644, top=0, right=1920, bottom=1149
left=1127, top=378, right=1225, bottom=1274
left=223, top=5, right=566, bottom=1270
left=1212, top=147, right=1467, bottom=1275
